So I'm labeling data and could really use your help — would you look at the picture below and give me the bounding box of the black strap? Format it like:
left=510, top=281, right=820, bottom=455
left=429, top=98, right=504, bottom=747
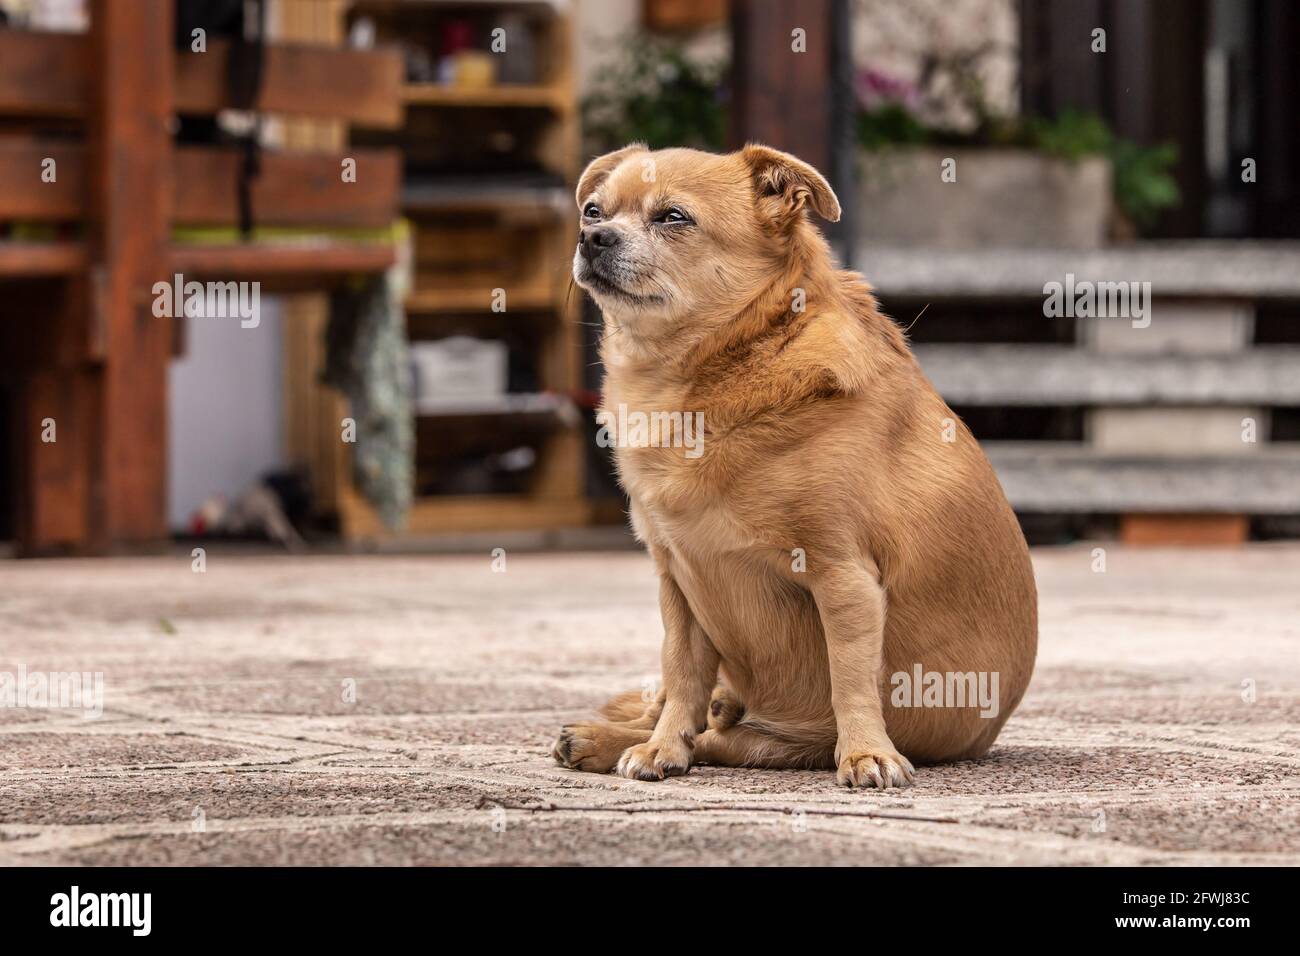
left=228, top=0, right=267, bottom=239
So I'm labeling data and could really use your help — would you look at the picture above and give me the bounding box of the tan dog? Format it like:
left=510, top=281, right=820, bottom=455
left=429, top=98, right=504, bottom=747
left=553, top=143, right=1037, bottom=788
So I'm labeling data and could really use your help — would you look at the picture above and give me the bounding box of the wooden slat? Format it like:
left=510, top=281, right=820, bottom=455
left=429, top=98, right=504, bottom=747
left=403, top=83, right=567, bottom=111
left=0, top=240, right=88, bottom=277
left=646, top=0, right=729, bottom=30
left=175, top=38, right=403, bottom=127
left=402, top=182, right=569, bottom=215
left=0, top=138, right=83, bottom=220
left=405, top=286, right=554, bottom=313
left=0, top=139, right=400, bottom=226
left=0, top=30, right=402, bottom=127
left=340, top=489, right=592, bottom=538
left=170, top=242, right=396, bottom=280
left=0, top=30, right=85, bottom=118
left=173, top=146, right=401, bottom=227
left=1120, top=514, right=1249, bottom=546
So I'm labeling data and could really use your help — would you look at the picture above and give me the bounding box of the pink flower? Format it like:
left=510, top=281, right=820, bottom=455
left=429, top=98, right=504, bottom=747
left=854, top=67, right=920, bottom=111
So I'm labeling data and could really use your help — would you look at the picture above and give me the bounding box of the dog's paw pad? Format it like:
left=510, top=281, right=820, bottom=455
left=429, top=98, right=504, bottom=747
left=836, top=748, right=915, bottom=789
left=552, top=722, right=624, bottom=773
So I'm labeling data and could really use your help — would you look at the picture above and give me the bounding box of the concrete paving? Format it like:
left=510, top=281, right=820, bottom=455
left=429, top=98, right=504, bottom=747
left=1, top=545, right=1298, bottom=866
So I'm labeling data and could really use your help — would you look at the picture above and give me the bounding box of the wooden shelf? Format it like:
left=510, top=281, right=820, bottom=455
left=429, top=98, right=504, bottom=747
left=0, top=240, right=88, bottom=278
left=406, top=286, right=557, bottom=313
left=2, top=138, right=402, bottom=228
left=402, top=83, right=569, bottom=111
left=402, top=181, right=569, bottom=215
left=352, top=0, right=564, bottom=14
left=319, top=0, right=586, bottom=538
left=171, top=242, right=397, bottom=281
left=415, top=392, right=577, bottom=420
left=340, top=489, right=591, bottom=537
left=0, top=29, right=404, bottom=127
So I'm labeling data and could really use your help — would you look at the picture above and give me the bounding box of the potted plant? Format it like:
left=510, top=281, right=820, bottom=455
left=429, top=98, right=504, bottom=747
left=854, top=56, right=1180, bottom=248
left=581, top=36, right=726, bottom=154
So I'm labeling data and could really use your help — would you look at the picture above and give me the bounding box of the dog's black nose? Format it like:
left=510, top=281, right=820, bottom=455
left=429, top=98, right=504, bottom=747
left=579, top=226, right=620, bottom=261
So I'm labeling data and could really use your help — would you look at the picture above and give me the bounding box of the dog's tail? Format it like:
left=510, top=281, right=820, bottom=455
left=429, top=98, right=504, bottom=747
left=599, top=687, right=663, bottom=727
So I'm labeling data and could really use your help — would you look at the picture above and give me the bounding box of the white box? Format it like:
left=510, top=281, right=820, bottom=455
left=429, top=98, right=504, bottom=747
left=410, top=336, right=508, bottom=403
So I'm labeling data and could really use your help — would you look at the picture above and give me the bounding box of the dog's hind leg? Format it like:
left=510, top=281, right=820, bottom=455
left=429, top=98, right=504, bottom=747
left=693, top=723, right=835, bottom=770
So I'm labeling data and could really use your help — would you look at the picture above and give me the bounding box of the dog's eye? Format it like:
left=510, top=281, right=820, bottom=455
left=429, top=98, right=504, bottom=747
left=582, top=202, right=602, bottom=220
left=655, top=208, right=691, bottom=225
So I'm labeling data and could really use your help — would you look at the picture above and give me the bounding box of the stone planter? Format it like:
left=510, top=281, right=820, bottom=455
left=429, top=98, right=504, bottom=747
left=855, top=148, right=1112, bottom=249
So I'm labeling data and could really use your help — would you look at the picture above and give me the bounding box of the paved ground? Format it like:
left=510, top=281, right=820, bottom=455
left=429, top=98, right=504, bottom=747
left=1, top=545, right=1297, bottom=866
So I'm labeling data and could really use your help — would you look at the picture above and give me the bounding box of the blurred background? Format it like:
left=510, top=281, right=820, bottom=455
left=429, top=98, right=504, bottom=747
left=1, top=0, right=1298, bottom=558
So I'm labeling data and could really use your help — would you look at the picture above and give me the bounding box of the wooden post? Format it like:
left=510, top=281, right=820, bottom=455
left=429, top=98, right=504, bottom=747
left=14, top=369, right=97, bottom=549
left=728, top=0, right=848, bottom=253
left=8, top=280, right=96, bottom=553
left=86, top=0, right=174, bottom=547
left=1018, top=0, right=1209, bottom=238
left=729, top=0, right=834, bottom=170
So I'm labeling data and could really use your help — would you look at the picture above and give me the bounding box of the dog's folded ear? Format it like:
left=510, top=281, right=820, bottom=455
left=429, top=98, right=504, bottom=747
left=576, top=143, right=648, bottom=208
left=741, top=143, right=842, bottom=225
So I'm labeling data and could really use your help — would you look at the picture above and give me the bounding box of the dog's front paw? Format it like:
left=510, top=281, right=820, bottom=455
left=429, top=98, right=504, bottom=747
left=836, top=747, right=915, bottom=789
left=616, top=733, right=694, bottom=781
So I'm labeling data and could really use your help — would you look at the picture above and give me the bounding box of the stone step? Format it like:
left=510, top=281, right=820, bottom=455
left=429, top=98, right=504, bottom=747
left=858, top=241, right=1300, bottom=299
left=915, top=345, right=1300, bottom=405
left=1087, top=407, right=1263, bottom=454
left=1083, top=301, right=1253, bottom=354
left=984, top=442, right=1300, bottom=513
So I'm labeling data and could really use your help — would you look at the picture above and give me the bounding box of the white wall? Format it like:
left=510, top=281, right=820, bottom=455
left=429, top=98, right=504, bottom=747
left=167, top=299, right=285, bottom=530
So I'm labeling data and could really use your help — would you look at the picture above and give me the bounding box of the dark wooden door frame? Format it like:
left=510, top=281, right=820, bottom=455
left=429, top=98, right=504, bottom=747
left=728, top=0, right=854, bottom=258
left=1021, top=0, right=1300, bottom=238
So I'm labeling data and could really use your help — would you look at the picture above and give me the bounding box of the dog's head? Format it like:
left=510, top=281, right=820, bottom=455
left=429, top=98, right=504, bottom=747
left=572, top=144, right=840, bottom=348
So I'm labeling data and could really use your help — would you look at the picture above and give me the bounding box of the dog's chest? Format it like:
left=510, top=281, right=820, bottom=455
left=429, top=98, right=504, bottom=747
left=600, top=378, right=753, bottom=551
